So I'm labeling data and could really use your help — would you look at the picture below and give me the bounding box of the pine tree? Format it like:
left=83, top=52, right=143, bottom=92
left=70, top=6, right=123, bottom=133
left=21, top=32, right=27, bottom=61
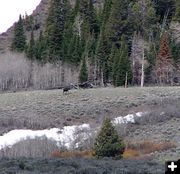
left=173, top=0, right=180, bottom=22
left=26, top=30, right=35, bottom=60
left=79, top=57, right=88, bottom=83
left=95, top=29, right=111, bottom=85
left=130, top=0, right=157, bottom=37
left=112, top=36, right=132, bottom=87
left=88, top=0, right=100, bottom=36
left=105, top=0, right=130, bottom=45
left=156, top=32, right=173, bottom=85
left=11, top=15, right=26, bottom=52
left=101, top=0, right=113, bottom=26
left=94, top=118, right=125, bottom=158
left=170, top=35, right=180, bottom=66
left=45, top=0, right=69, bottom=61
left=35, top=31, right=47, bottom=62
left=79, top=0, right=89, bottom=17
left=153, top=0, right=175, bottom=22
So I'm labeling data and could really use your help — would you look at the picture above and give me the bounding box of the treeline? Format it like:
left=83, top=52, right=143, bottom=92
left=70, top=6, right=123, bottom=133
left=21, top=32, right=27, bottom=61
left=0, top=53, right=78, bottom=91
left=11, top=0, right=180, bottom=87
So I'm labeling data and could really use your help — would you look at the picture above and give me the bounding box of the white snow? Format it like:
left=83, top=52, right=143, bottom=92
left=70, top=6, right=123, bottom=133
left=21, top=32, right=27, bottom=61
left=0, top=112, right=147, bottom=151
left=112, top=112, right=145, bottom=124
left=0, top=124, right=90, bottom=150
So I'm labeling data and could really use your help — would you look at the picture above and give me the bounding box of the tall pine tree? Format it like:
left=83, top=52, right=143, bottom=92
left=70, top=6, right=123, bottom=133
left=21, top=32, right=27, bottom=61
left=113, top=36, right=132, bottom=87
left=79, top=57, right=88, bottom=83
left=105, top=0, right=130, bottom=45
left=11, top=15, right=26, bottom=52
left=35, top=31, right=47, bottom=62
left=26, top=30, right=35, bottom=60
left=173, top=0, right=180, bottom=22
left=45, top=0, right=69, bottom=62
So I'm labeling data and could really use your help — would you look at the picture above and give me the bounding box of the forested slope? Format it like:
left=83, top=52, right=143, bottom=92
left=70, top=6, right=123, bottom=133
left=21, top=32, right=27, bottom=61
left=0, top=0, right=180, bottom=90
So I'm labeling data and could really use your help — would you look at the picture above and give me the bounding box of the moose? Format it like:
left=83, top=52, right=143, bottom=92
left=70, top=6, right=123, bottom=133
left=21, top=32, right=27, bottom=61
left=62, top=83, right=79, bottom=94
left=63, top=82, right=94, bottom=94
left=63, top=86, right=71, bottom=94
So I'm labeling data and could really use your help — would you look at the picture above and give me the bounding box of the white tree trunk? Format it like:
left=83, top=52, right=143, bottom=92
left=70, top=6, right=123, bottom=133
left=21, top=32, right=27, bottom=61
left=141, top=41, right=145, bottom=88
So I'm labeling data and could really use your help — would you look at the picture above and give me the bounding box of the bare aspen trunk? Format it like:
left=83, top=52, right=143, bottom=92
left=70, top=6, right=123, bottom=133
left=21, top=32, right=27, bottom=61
left=141, top=44, right=145, bottom=88
left=61, top=61, right=65, bottom=86
left=100, top=69, right=104, bottom=87
left=125, top=72, right=128, bottom=88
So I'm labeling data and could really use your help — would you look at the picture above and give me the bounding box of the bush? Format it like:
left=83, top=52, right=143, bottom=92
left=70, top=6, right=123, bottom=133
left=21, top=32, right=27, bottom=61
left=125, top=140, right=176, bottom=157
left=94, top=118, right=125, bottom=158
left=51, top=150, right=94, bottom=158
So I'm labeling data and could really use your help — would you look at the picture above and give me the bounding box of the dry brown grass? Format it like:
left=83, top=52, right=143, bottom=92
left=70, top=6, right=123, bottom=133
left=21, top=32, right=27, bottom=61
left=123, top=149, right=140, bottom=158
left=51, top=140, right=176, bottom=159
left=123, top=140, right=176, bottom=159
left=51, top=150, right=94, bottom=158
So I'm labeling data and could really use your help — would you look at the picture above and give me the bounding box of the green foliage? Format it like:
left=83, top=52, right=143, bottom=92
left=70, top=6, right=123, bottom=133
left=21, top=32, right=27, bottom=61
left=79, top=58, right=88, bottom=83
left=153, top=0, right=176, bottom=22
left=112, top=36, right=132, bottom=86
left=173, top=0, right=180, bottom=22
left=105, top=0, right=130, bottom=45
left=94, top=118, right=125, bottom=158
left=95, top=29, right=111, bottom=83
left=11, top=15, right=26, bottom=52
left=24, top=14, right=35, bottom=31
left=100, top=0, right=113, bottom=26
left=35, top=31, right=47, bottom=62
left=10, top=0, right=180, bottom=86
left=45, top=0, right=69, bottom=62
left=130, top=0, right=157, bottom=38
left=170, top=35, right=180, bottom=66
left=26, top=30, right=35, bottom=60
left=87, top=0, right=100, bottom=36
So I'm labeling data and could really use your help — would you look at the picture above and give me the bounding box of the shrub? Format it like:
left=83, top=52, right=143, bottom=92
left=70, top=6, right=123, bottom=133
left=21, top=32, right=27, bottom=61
left=94, top=118, right=125, bottom=158
left=51, top=150, right=94, bottom=158
left=123, top=149, right=140, bottom=158
left=18, top=161, right=25, bottom=170
left=125, top=140, right=176, bottom=156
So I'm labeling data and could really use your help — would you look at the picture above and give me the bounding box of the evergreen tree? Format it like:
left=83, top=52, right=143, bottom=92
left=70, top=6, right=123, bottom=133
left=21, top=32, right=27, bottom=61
left=79, top=57, right=88, bottom=83
left=94, top=118, right=125, bottom=158
left=35, top=31, right=47, bottom=62
left=45, top=0, right=69, bottom=61
left=11, top=15, right=26, bottom=52
left=101, top=0, right=113, bottom=26
left=173, top=0, right=180, bottom=22
left=105, top=0, right=130, bottom=45
left=95, top=29, right=111, bottom=84
left=170, top=36, right=180, bottom=66
left=73, top=0, right=80, bottom=16
left=26, top=30, right=35, bottom=60
left=153, top=0, right=176, bottom=22
left=79, top=0, right=89, bottom=17
left=145, top=43, right=157, bottom=83
left=88, top=0, right=100, bottom=36
left=112, top=36, right=132, bottom=86
left=130, top=0, right=157, bottom=38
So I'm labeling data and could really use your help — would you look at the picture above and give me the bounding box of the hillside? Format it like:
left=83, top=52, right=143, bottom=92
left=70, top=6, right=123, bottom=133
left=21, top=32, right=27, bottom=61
left=0, top=1, right=180, bottom=173
left=0, top=0, right=180, bottom=90
left=0, top=87, right=179, bottom=173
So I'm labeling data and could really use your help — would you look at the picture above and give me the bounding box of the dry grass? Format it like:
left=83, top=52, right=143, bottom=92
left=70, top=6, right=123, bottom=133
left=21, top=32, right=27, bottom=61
left=123, top=149, right=140, bottom=158
left=123, top=140, right=176, bottom=159
left=0, top=86, right=180, bottom=135
left=51, top=150, right=94, bottom=158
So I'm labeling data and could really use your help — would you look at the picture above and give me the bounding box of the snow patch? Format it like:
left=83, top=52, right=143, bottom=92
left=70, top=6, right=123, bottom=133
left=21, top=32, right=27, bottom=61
left=0, top=124, right=90, bottom=150
left=113, top=112, right=145, bottom=124
left=0, top=112, right=147, bottom=151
